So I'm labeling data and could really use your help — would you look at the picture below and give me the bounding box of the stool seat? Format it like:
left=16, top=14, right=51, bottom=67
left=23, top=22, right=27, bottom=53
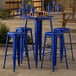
left=45, top=32, right=63, bottom=35
left=7, top=32, right=25, bottom=36
left=46, top=6, right=53, bottom=8
left=16, top=27, right=32, bottom=32
left=54, top=28, right=70, bottom=32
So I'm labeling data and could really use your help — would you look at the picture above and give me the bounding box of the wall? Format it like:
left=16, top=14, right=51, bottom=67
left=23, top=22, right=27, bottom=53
left=0, top=0, right=5, bottom=10
left=33, top=0, right=42, bottom=12
left=57, top=0, right=76, bottom=12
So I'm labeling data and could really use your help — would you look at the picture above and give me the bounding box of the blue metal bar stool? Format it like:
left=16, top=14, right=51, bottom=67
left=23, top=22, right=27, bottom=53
left=46, top=2, right=54, bottom=15
left=41, top=32, right=68, bottom=72
left=17, top=4, right=28, bottom=18
left=49, top=2, right=55, bottom=9
left=3, top=32, right=30, bottom=72
left=17, top=3, right=35, bottom=18
left=20, top=4, right=28, bottom=16
left=54, top=28, right=74, bottom=61
left=17, top=8, right=22, bottom=18
left=17, top=8, right=27, bottom=18
left=56, top=5, right=60, bottom=15
left=46, top=6, right=53, bottom=15
left=16, top=27, right=34, bottom=64
left=29, top=8, right=36, bottom=16
left=54, top=2, right=61, bottom=15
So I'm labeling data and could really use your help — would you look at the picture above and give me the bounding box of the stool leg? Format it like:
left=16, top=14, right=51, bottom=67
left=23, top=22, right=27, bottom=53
left=51, top=8, right=52, bottom=13
left=69, top=31, right=74, bottom=61
left=48, top=6, right=50, bottom=15
left=39, top=20, right=42, bottom=61
left=51, top=35, right=55, bottom=72
left=17, top=9, right=18, bottom=16
left=41, top=35, right=46, bottom=68
left=50, top=19, right=53, bottom=32
left=24, top=34, right=30, bottom=69
left=63, top=36, right=68, bottom=69
left=57, top=7, right=60, bottom=15
left=49, top=41, right=52, bottom=60
left=3, top=35, right=9, bottom=68
left=20, top=36, right=24, bottom=64
left=60, top=36, right=64, bottom=63
left=34, top=20, right=39, bottom=68
left=54, top=37, right=57, bottom=66
left=49, top=37, right=56, bottom=61
left=20, top=9, right=22, bottom=18
left=13, top=36, right=16, bottom=72
left=17, top=37, right=20, bottom=66
left=30, top=29, right=34, bottom=56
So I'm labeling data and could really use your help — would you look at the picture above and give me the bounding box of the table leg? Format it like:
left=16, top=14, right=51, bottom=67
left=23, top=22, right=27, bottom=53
left=24, top=19, right=30, bottom=68
left=25, top=33, right=30, bottom=69
left=35, top=19, right=39, bottom=68
left=13, top=36, right=16, bottom=72
left=50, top=19, right=53, bottom=31
left=62, top=14, right=66, bottom=28
left=24, top=19, right=28, bottom=56
left=54, top=36, right=57, bottom=66
left=60, top=36, right=63, bottom=63
left=48, top=6, right=50, bottom=15
left=17, top=37, right=20, bottom=65
left=51, top=35, right=55, bottom=72
left=24, top=19, right=27, bottom=27
left=38, top=20, right=42, bottom=61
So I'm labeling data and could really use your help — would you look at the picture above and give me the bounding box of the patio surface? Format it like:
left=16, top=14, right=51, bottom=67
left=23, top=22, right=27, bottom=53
left=0, top=15, right=76, bottom=76
left=0, top=46, right=76, bottom=76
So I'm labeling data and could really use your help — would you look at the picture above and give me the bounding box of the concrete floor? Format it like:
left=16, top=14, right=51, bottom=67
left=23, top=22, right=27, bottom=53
left=0, top=45, right=76, bottom=76
left=0, top=15, right=76, bottom=76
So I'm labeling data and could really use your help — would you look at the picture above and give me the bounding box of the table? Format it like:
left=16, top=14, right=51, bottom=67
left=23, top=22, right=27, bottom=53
left=47, top=2, right=60, bottom=15
left=18, top=4, right=35, bottom=17
left=22, top=16, right=53, bottom=68
left=60, top=12, right=76, bottom=27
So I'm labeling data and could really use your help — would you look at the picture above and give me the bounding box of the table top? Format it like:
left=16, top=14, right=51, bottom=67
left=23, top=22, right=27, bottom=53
left=61, top=12, right=73, bottom=15
left=22, top=16, right=54, bottom=20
